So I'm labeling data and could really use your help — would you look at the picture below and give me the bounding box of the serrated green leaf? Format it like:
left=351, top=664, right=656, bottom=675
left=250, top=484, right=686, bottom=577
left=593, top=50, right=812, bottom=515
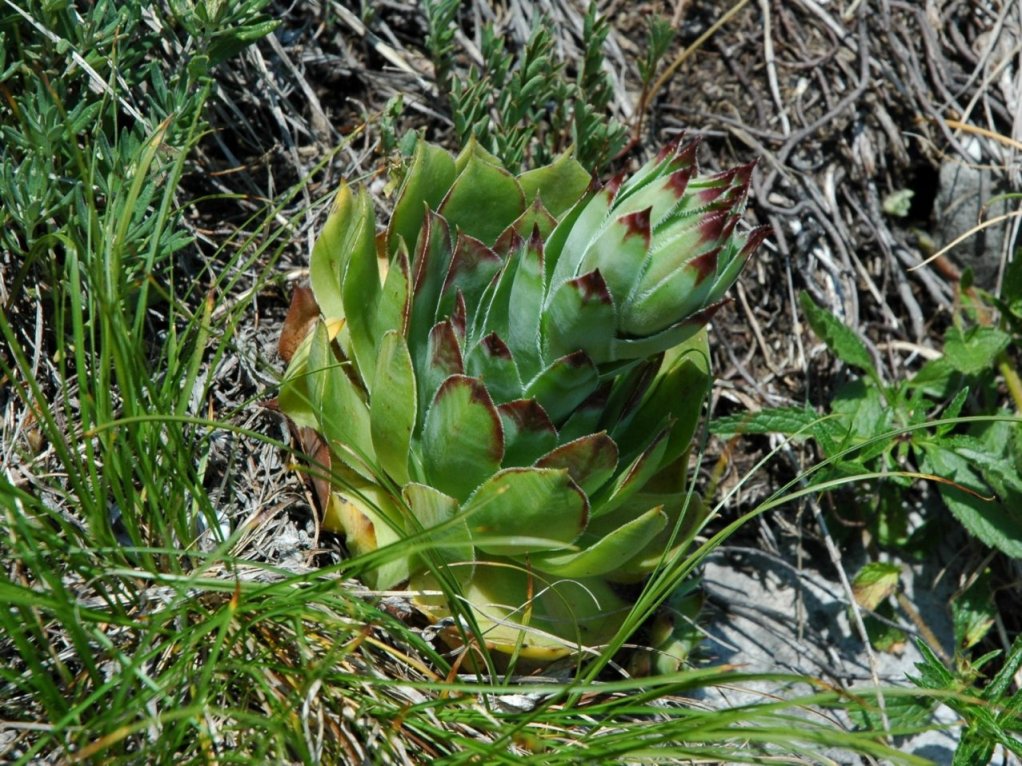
left=421, top=375, right=504, bottom=502
left=943, top=325, right=1011, bottom=375
left=710, top=405, right=824, bottom=437
left=799, top=292, right=875, bottom=374
left=920, top=442, right=1022, bottom=557
left=462, top=467, right=588, bottom=555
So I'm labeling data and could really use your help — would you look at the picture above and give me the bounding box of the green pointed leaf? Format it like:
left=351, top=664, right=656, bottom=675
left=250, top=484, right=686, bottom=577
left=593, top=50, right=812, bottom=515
left=326, top=484, right=410, bottom=590
left=517, top=151, right=592, bottom=218
left=613, top=330, right=710, bottom=466
left=534, top=432, right=618, bottom=496
left=419, top=320, right=465, bottom=423
left=506, top=230, right=545, bottom=378
left=543, top=269, right=617, bottom=364
left=799, top=292, right=875, bottom=375
left=496, top=199, right=558, bottom=248
left=575, top=207, right=651, bottom=306
left=462, top=467, right=588, bottom=555
left=306, top=322, right=376, bottom=479
left=374, top=244, right=412, bottom=340
left=547, top=185, right=611, bottom=289
left=440, top=149, right=525, bottom=246
left=608, top=300, right=724, bottom=362
left=411, top=560, right=628, bottom=657
left=524, top=350, right=600, bottom=423
left=530, top=506, right=667, bottom=578
left=409, top=211, right=454, bottom=357
left=623, top=237, right=721, bottom=336
left=437, top=233, right=502, bottom=326
left=421, top=375, right=504, bottom=501
left=454, top=136, right=504, bottom=173
left=390, top=140, right=456, bottom=256
left=371, top=331, right=416, bottom=485
left=309, top=183, right=359, bottom=322
left=340, top=187, right=382, bottom=391
left=556, top=384, right=611, bottom=444
left=402, top=483, right=472, bottom=566
left=590, top=428, right=670, bottom=519
left=497, top=399, right=558, bottom=467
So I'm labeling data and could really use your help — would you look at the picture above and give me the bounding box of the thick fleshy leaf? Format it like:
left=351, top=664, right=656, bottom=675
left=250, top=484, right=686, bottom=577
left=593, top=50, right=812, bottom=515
left=529, top=506, right=667, bottom=578
left=462, top=467, right=588, bottom=555
left=497, top=399, right=558, bottom=467
left=390, top=140, right=456, bottom=256
left=440, top=146, right=525, bottom=246
left=332, top=187, right=382, bottom=390
left=604, top=493, right=708, bottom=582
left=523, top=350, right=600, bottom=424
left=543, top=269, right=617, bottom=364
left=496, top=199, right=558, bottom=249
left=437, top=233, right=502, bottom=325
left=572, top=216, right=649, bottom=320
left=402, top=483, right=473, bottom=567
left=409, top=211, right=454, bottom=356
left=306, top=322, right=376, bottom=480
left=613, top=330, right=710, bottom=466
left=419, top=320, right=465, bottom=422
left=464, top=332, right=523, bottom=404
left=608, top=300, right=727, bottom=361
left=374, top=244, right=412, bottom=341
left=589, top=428, right=670, bottom=519
left=534, top=432, right=618, bottom=496
left=517, top=151, right=592, bottom=218
left=546, top=183, right=611, bottom=289
left=279, top=285, right=320, bottom=364
left=309, top=183, right=367, bottom=324
left=411, top=561, right=629, bottom=658
left=421, top=375, right=504, bottom=502
left=323, top=480, right=410, bottom=590
left=506, top=228, right=545, bottom=379
left=556, top=384, right=611, bottom=444
left=453, top=136, right=504, bottom=172
left=371, top=331, right=416, bottom=485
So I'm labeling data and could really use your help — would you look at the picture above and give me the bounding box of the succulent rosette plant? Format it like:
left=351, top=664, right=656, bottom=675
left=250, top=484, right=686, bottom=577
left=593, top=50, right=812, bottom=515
left=278, top=137, right=767, bottom=661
